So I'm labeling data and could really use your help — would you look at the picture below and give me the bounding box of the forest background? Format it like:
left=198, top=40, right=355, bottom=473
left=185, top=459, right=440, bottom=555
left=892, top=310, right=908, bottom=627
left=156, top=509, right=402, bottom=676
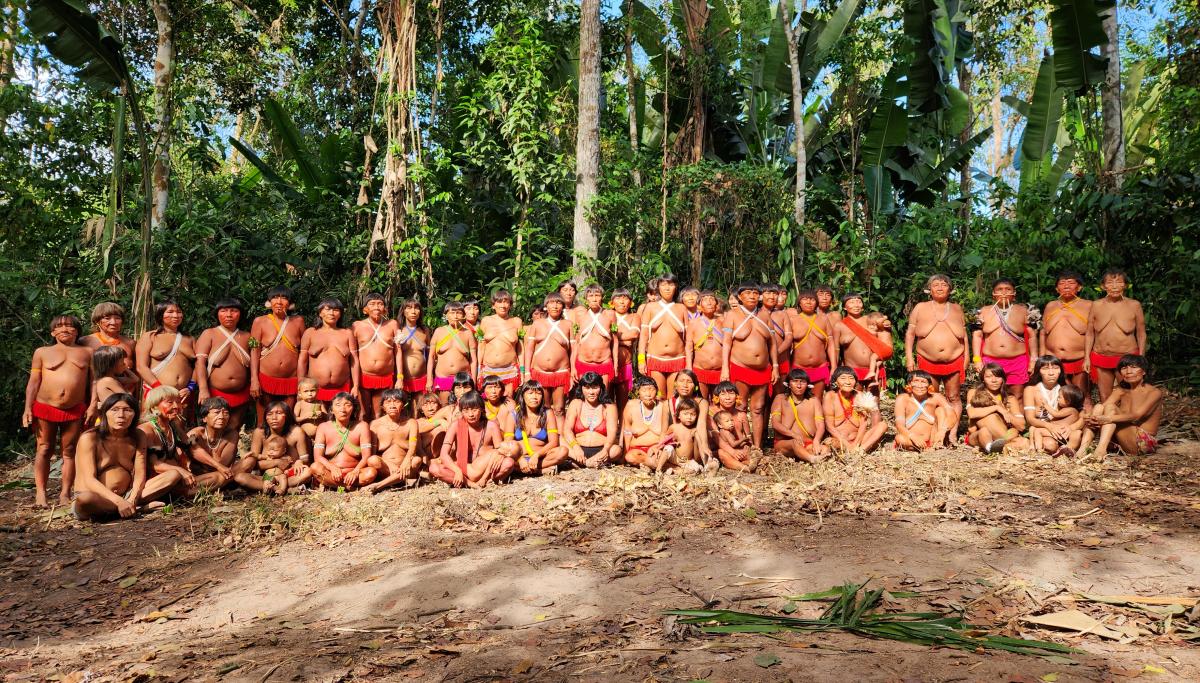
left=0, top=0, right=1197, bottom=450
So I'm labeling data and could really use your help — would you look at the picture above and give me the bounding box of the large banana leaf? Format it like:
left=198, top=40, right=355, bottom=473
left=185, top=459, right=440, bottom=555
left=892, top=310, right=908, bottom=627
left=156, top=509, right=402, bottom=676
left=1048, top=0, right=1115, bottom=93
left=1019, top=53, right=1063, bottom=164
left=228, top=137, right=304, bottom=201
left=263, top=97, right=327, bottom=190
left=801, top=0, right=862, bottom=83
left=861, top=61, right=910, bottom=220
left=904, top=0, right=953, bottom=113
left=628, top=1, right=667, bottom=75
left=24, top=0, right=131, bottom=92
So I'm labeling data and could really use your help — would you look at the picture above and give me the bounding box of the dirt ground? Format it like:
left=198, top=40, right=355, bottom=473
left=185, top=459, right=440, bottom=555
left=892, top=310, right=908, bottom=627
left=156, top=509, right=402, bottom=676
left=3, top=424, right=1200, bottom=681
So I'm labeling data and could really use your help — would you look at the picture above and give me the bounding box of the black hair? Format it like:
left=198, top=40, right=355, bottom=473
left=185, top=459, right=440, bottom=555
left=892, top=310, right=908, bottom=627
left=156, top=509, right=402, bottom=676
left=314, top=298, right=345, bottom=327
left=569, top=371, right=611, bottom=404
left=632, top=375, right=658, bottom=393
left=491, top=288, right=513, bottom=304
left=907, top=370, right=935, bottom=386
left=557, top=280, right=578, bottom=295
left=785, top=368, right=812, bottom=399
left=96, top=393, right=138, bottom=438
left=830, top=366, right=857, bottom=387
left=673, top=369, right=700, bottom=398
left=645, top=278, right=660, bottom=295
left=213, top=297, right=245, bottom=321
left=1029, top=355, right=1067, bottom=387
left=543, top=292, right=565, bottom=306
left=50, top=314, right=83, bottom=336
left=380, top=388, right=408, bottom=408
left=840, top=291, right=865, bottom=305
left=979, top=362, right=1008, bottom=393
left=797, top=288, right=817, bottom=301
left=266, top=286, right=294, bottom=303
left=480, top=375, right=505, bottom=391
left=515, top=380, right=548, bottom=433
left=153, top=299, right=182, bottom=330
left=329, top=392, right=360, bottom=422
left=362, top=291, right=387, bottom=306
left=657, top=274, right=679, bottom=301
left=1060, top=384, right=1085, bottom=410
left=991, top=277, right=1016, bottom=291
left=713, top=380, right=738, bottom=396
left=1117, top=354, right=1149, bottom=374
left=674, top=397, right=700, bottom=421
left=198, top=396, right=231, bottom=421
left=1101, top=267, right=1128, bottom=283
left=457, top=390, right=485, bottom=419
left=448, top=372, right=475, bottom=404
left=611, top=287, right=632, bottom=301
left=1055, top=270, right=1085, bottom=287
left=262, top=400, right=296, bottom=436
left=733, top=281, right=761, bottom=295
left=91, top=345, right=127, bottom=378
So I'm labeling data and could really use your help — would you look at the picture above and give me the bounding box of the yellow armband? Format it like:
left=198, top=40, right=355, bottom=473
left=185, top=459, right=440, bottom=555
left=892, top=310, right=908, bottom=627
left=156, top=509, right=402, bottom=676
left=503, top=431, right=515, bottom=438
left=548, top=428, right=559, bottom=434
left=972, top=355, right=982, bottom=363
left=814, top=415, right=824, bottom=420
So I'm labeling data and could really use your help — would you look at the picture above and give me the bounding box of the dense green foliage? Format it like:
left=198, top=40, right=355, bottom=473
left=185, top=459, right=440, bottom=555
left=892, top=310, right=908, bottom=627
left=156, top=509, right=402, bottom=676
left=1, top=0, right=1197, bottom=449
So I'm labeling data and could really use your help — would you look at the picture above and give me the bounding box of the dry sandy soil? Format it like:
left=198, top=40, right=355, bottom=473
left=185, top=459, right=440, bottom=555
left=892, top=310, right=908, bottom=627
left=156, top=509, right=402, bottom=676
left=3, top=429, right=1200, bottom=682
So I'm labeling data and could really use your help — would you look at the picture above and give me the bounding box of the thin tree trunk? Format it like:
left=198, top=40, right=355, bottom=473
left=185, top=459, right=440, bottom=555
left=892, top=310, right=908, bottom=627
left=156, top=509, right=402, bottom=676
left=1100, top=6, right=1124, bottom=181
left=573, top=0, right=601, bottom=276
left=0, top=5, right=15, bottom=89
left=957, top=62, right=973, bottom=221
left=780, top=0, right=806, bottom=287
left=624, top=0, right=641, bottom=188
left=149, top=0, right=175, bottom=230
left=430, top=0, right=444, bottom=128
left=990, top=89, right=1002, bottom=176
left=659, top=22, right=670, bottom=251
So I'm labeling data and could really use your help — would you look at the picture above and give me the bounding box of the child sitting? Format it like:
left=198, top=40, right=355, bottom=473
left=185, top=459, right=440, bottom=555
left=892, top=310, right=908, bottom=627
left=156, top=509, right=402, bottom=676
left=965, top=363, right=1027, bottom=453
left=293, top=377, right=327, bottom=440
left=711, top=381, right=758, bottom=472
left=1033, top=384, right=1086, bottom=457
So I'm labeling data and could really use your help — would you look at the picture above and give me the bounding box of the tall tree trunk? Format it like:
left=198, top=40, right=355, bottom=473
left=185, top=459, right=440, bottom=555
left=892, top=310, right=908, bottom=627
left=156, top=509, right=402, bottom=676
left=957, top=62, right=973, bottom=221
left=430, top=0, right=444, bottom=128
left=679, top=0, right=708, bottom=282
left=1100, top=5, right=1124, bottom=181
left=624, top=0, right=641, bottom=188
left=573, top=0, right=601, bottom=277
left=780, top=0, right=806, bottom=288
left=149, top=0, right=175, bottom=230
left=370, top=0, right=424, bottom=297
left=0, top=4, right=15, bottom=89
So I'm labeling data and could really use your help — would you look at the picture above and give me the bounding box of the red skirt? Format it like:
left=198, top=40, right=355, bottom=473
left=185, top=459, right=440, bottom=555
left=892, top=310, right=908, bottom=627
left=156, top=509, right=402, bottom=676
left=32, top=401, right=86, bottom=423
left=852, top=366, right=886, bottom=385
left=1089, top=351, right=1122, bottom=381
left=1060, top=357, right=1085, bottom=376
left=693, top=366, right=722, bottom=385
left=646, top=355, right=686, bottom=374
left=361, top=372, right=394, bottom=390
left=575, top=358, right=615, bottom=380
left=210, top=386, right=252, bottom=408
left=259, top=372, right=298, bottom=397
left=796, top=363, right=830, bottom=384
left=402, top=375, right=428, bottom=394
left=531, top=368, right=570, bottom=388
left=729, top=362, right=771, bottom=387
left=917, top=354, right=965, bottom=380
left=316, top=382, right=351, bottom=403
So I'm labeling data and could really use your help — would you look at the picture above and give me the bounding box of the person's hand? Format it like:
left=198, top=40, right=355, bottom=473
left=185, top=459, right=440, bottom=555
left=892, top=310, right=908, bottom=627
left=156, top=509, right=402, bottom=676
left=771, top=366, right=779, bottom=385
left=905, top=357, right=916, bottom=372
left=22, top=408, right=33, bottom=429
left=451, top=467, right=465, bottom=488
left=248, top=379, right=260, bottom=399
left=343, top=468, right=360, bottom=487
left=116, top=499, right=137, bottom=518
left=720, top=369, right=730, bottom=383
left=199, top=390, right=211, bottom=403
left=1083, top=358, right=1092, bottom=374
left=350, top=386, right=360, bottom=400
left=363, top=482, right=380, bottom=495
left=1027, top=359, right=1036, bottom=374
left=180, top=469, right=196, bottom=487
left=638, top=360, right=647, bottom=375
left=179, top=386, right=193, bottom=402
left=973, top=360, right=983, bottom=374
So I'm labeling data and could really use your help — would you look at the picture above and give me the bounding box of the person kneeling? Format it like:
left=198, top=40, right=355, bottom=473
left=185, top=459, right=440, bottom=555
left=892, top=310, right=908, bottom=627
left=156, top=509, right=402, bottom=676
left=430, top=391, right=514, bottom=488
left=73, top=394, right=182, bottom=521
left=893, top=371, right=954, bottom=451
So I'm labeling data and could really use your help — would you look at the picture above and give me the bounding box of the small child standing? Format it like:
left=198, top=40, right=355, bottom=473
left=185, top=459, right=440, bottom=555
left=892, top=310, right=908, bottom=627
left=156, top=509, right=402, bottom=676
left=293, top=378, right=328, bottom=440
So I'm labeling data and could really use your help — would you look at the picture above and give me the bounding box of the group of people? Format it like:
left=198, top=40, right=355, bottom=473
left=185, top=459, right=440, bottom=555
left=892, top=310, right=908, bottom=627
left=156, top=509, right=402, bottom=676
left=21, top=269, right=1162, bottom=520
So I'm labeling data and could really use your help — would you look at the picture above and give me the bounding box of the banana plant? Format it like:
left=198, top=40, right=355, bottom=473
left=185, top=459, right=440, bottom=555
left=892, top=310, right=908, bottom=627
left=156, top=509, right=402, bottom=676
left=229, top=97, right=357, bottom=203
left=23, top=0, right=154, bottom=330
left=1049, top=0, right=1115, bottom=93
